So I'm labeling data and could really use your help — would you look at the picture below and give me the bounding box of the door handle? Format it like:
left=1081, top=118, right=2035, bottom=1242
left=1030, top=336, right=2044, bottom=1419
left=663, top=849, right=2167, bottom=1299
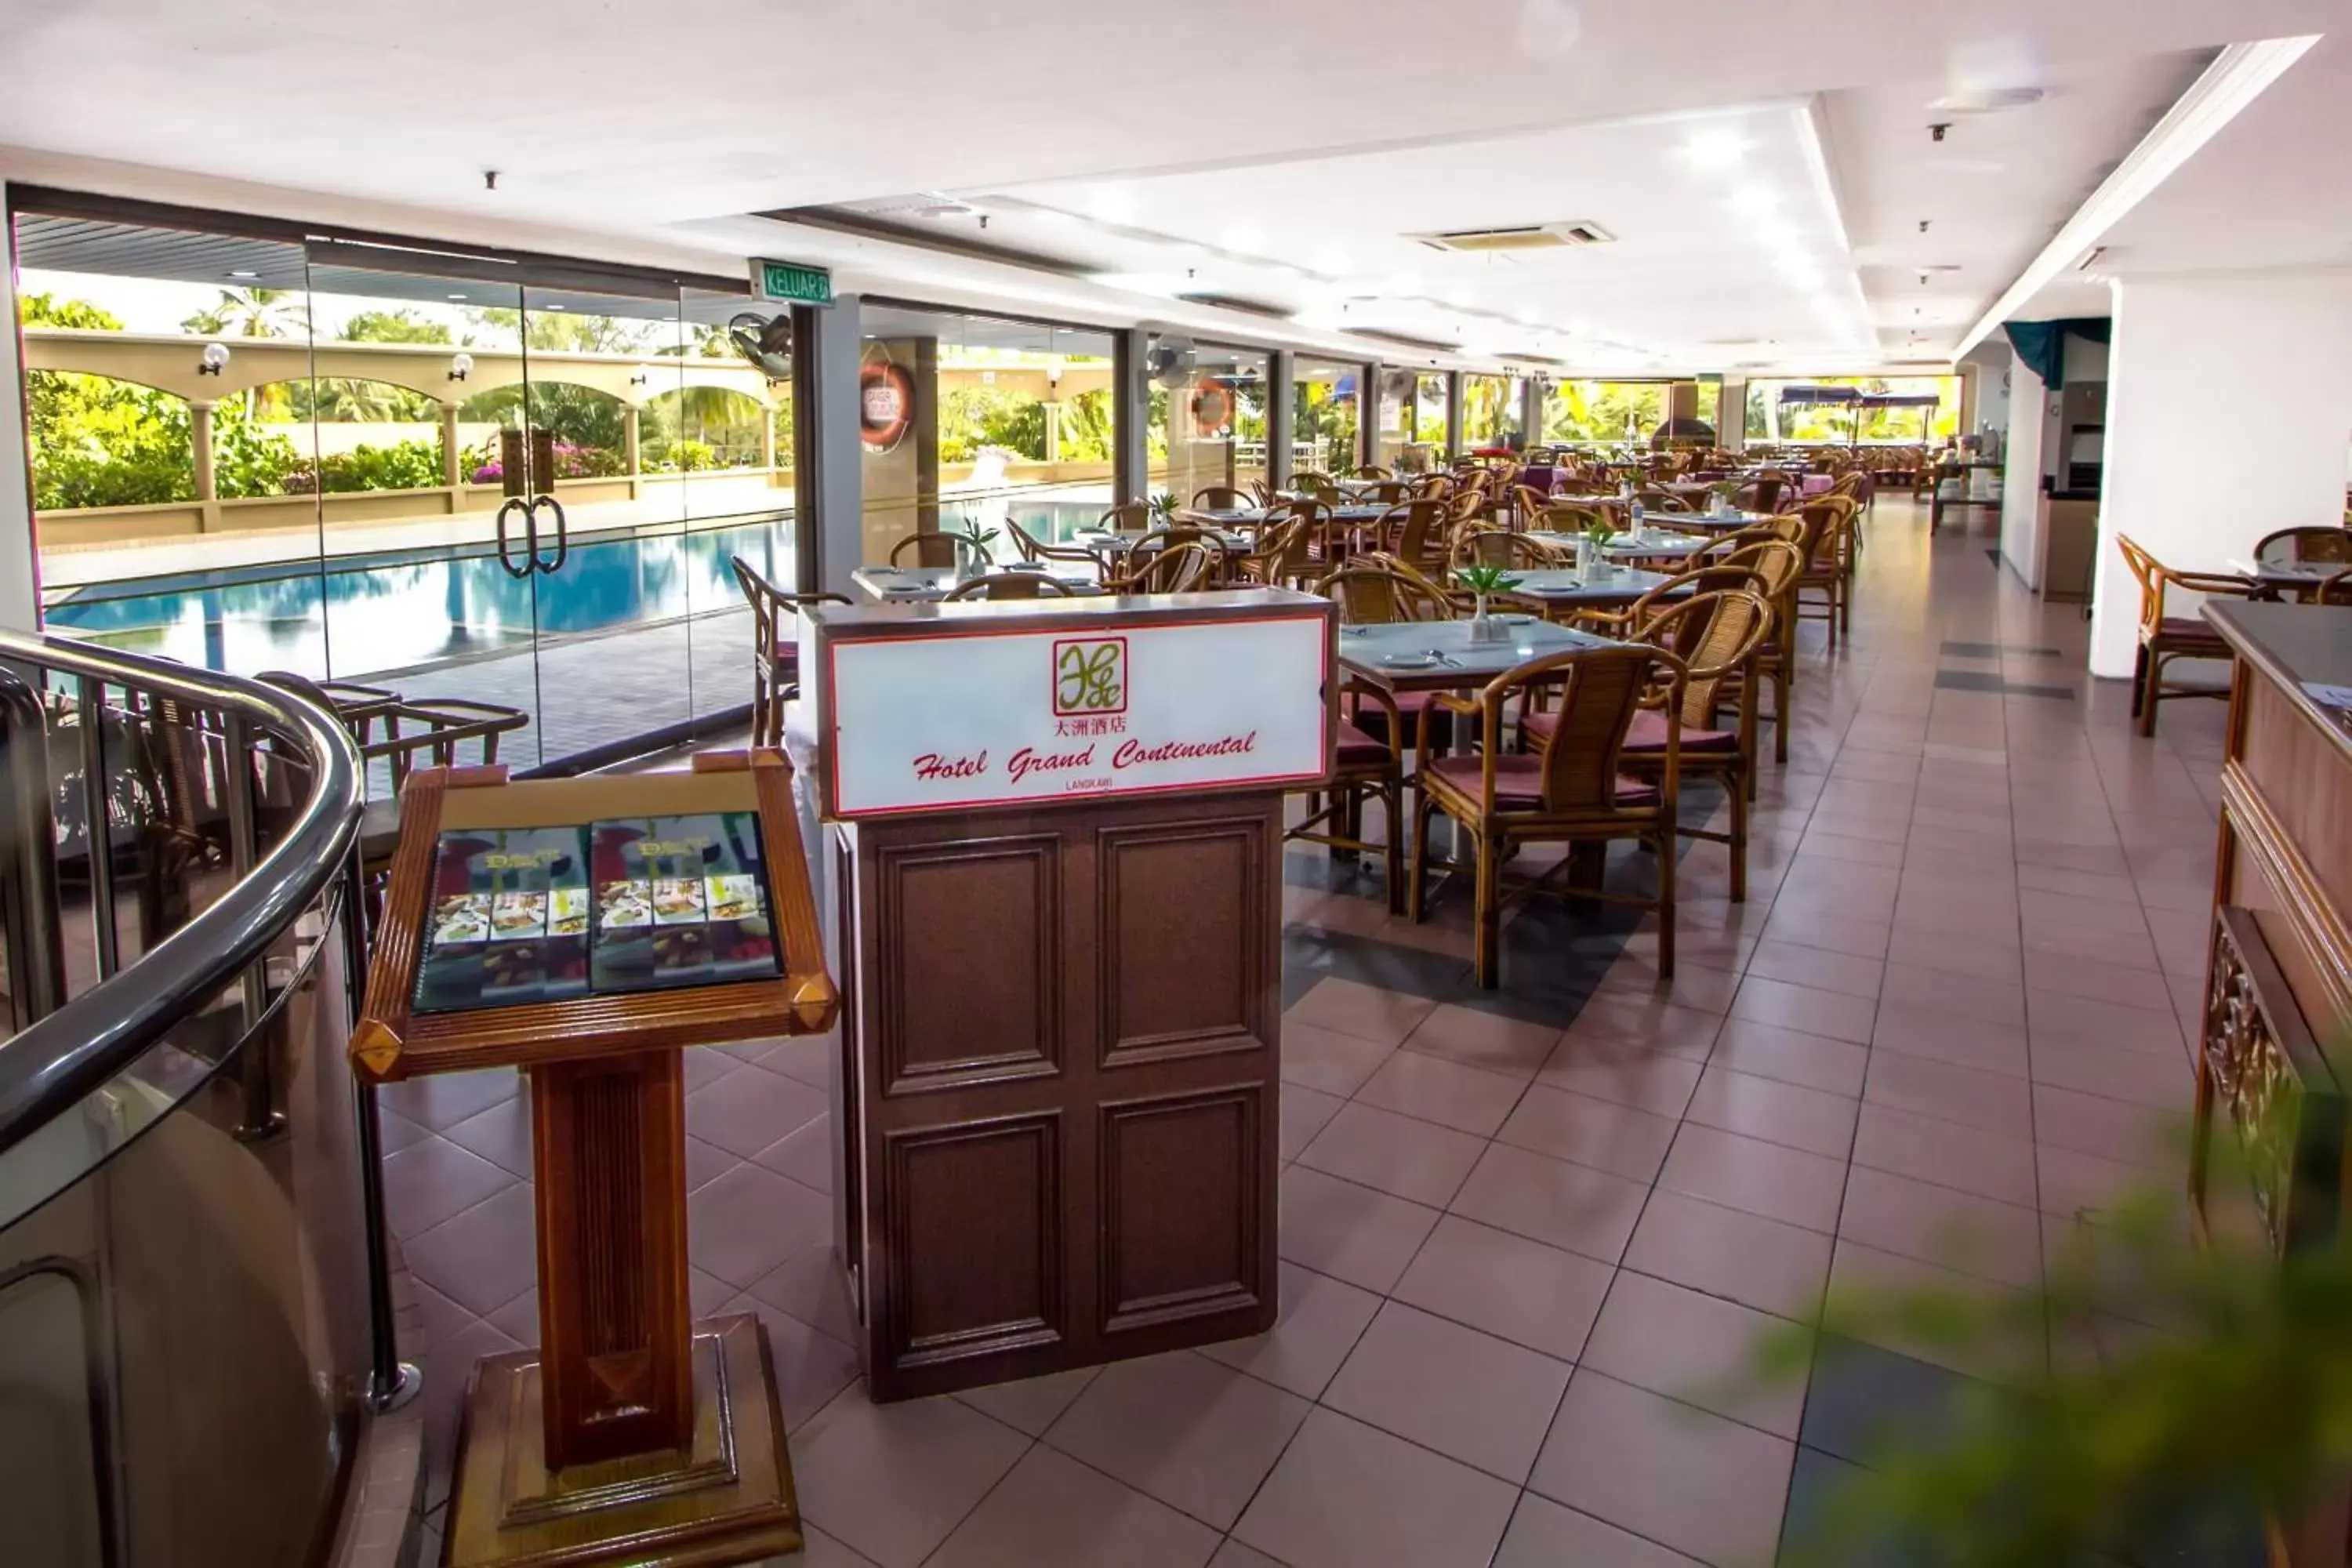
left=495, top=496, right=535, bottom=579
left=530, top=495, right=568, bottom=575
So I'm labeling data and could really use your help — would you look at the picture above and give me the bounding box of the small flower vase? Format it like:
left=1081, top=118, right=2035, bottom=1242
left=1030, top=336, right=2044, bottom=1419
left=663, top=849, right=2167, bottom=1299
left=1468, top=594, right=1508, bottom=643
left=956, top=543, right=985, bottom=582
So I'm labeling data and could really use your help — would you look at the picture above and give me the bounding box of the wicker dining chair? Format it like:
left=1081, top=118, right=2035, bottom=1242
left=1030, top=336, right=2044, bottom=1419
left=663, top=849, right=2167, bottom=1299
left=1314, top=559, right=1454, bottom=626
left=2114, top=535, right=2262, bottom=737
left=889, top=532, right=961, bottom=569
left=2253, top=525, right=2352, bottom=564
left=1098, top=501, right=1153, bottom=533
left=1192, top=485, right=1250, bottom=510
left=1235, top=517, right=1310, bottom=587
left=1531, top=590, right=1772, bottom=900
left=1288, top=677, right=1407, bottom=913
left=1407, top=641, right=1686, bottom=986
left=1109, top=539, right=1218, bottom=593
left=1536, top=503, right=1610, bottom=535
left=944, top=572, right=1076, bottom=601
left=2320, top=569, right=2352, bottom=605
left=732, top=554, right=852, bottom=746
left=1007, top=520, right=1105, bottom=579
left=1791, top=496, right=1860, bottom=648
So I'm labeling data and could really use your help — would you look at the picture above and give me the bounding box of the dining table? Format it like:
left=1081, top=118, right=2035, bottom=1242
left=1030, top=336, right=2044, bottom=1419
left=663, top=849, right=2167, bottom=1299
left=1194, top=505, right=1392, bottom=529
left=851, top=562, right=1103, bottom=601
left=1334, top=615, right=1613, bottom=696
left=2227, top=557, right=2352, bottom=601
left=1523, top=530, right=1711, bottom=564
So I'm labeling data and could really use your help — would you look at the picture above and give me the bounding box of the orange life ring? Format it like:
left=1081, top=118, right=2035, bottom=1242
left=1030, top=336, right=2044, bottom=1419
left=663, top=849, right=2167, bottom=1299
left=860, top=362, right=913, bottom=449
left=1191, top=382, right=1233, bottom=435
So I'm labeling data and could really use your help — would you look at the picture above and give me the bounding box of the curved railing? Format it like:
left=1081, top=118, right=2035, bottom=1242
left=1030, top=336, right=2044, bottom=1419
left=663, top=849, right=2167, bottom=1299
left=0, top=629, right=388, bottom=1568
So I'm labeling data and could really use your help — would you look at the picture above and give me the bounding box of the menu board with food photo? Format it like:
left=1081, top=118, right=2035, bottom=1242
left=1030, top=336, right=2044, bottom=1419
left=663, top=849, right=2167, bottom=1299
left=590, top=812, right=782, bottom=994
left=412, top=826, right=593, bottom=1013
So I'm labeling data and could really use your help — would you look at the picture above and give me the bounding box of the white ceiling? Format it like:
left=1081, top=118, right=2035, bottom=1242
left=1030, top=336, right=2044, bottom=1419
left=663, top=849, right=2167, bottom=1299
left=0, top=0, right=2339, bottom=372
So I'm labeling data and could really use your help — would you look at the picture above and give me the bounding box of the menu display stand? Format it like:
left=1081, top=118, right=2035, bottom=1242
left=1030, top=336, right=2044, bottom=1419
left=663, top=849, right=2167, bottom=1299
left=800, top=590, right=1335, bottom=1399
left=351, top=750, right=837, bottom=1568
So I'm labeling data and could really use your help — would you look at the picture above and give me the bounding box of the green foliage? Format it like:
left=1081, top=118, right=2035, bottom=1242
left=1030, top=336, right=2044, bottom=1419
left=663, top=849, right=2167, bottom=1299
left=20, top=292, right=124, bottom=330
left=461, top=306, right=659, bottom=355
left=1769, top=1134, right=2346, bottom=1568
left=285, top=376, right=442, bottom=423
left=338, top=309, right=453, bottom=345
left=1454, top=564, right=1523, bottom=596
left=27, top=370, right=194, bottom=508
left=1059, top=389, right=1115, bottom=463
left=1294, top=379, right=1360, bottom=470
left=181, top=286, right=307, bottom=339
left=459, top=383, right=627, bottom=458
left=643, top=387, right=767, bottom=470
left=296, top=439, right=445, bottom=495
left=210, top=401, right=305, bottom=498
left=939, top=385, right=1047, bottom=464
left=1544, top=381, right=1667, bottom=445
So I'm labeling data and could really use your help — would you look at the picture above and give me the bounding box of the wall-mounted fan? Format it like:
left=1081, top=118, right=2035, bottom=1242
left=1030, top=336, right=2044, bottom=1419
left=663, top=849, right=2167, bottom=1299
left=728, top=313, right=793, bottom=380
left=1147, top=336, right=1196, bottom=387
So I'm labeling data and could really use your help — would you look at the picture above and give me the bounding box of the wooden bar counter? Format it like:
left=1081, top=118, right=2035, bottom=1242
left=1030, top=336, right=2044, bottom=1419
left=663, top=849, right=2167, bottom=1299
left=2194, top=603, right=2352, bottom=1563
left=796, top=588, right=1336, bottom=1399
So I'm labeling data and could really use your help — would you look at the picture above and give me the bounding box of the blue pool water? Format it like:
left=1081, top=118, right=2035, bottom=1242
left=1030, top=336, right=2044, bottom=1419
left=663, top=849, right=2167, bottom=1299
left=43, top=495, right=1112, bottom=680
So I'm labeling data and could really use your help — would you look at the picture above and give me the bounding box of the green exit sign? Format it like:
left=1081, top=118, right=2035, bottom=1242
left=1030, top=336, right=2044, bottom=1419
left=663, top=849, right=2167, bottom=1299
left=753, top=259, right=833, bottom=305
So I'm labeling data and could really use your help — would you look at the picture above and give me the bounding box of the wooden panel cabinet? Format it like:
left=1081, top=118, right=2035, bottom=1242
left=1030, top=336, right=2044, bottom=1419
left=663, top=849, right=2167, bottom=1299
left=840, top=793, right=1283, bottom=1400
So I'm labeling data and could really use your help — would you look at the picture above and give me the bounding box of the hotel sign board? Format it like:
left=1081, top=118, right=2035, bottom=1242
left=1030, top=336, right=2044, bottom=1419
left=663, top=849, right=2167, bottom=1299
left=808, top=605, right=1334, bottom=819
left=753, top=259, right=833, bottom=306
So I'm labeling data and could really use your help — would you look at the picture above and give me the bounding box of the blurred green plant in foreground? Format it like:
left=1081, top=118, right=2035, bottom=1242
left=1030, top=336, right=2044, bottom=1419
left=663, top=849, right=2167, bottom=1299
left=1769, top=1128, right=2351, bottom=1567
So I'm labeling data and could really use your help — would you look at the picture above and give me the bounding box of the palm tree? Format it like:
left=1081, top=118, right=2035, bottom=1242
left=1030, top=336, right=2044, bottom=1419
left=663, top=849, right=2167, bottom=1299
left=181, top=286, right=307, bottom=339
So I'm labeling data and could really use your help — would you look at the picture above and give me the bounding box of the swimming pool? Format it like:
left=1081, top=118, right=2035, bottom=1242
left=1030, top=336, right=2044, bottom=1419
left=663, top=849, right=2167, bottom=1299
left=42, top=495, right=1114, bottom=680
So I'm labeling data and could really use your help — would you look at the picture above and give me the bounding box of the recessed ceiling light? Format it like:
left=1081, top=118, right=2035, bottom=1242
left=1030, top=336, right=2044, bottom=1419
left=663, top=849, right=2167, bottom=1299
left=1928, top=85, right=2045, bottom=114
left=1683, top=129, right=1751, bottom=170
left=448, top=292, right=468, bottom=300
left=545, top=303, right=567, bottom=310
left=229, top=270, right=259, bottom=279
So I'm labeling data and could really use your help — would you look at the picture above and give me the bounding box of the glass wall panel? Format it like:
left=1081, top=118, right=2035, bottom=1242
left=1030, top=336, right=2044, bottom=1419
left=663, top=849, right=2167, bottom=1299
left=1293, top=358, right=1365, bottom=477
left=15, top=214, right=326, bottom=676
left=1743, top=375, right=1960, bottom=448
left=1414, top=373, right=1450, bottom=462
left=13, top=203, right=769, bottom=773
left=1461, top=374, right=1524, bottom=451
left=862, top=303, right=1116, bottom=562
left=1541, top=379, right=1670, bottom=449
left=1373, top=368, right=1414, bottom=472
left=1144, top=338, right=1267, bottom=506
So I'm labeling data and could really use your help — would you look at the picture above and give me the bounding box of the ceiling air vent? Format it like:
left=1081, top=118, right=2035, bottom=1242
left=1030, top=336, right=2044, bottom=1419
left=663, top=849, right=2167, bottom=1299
left=1410, top=221, right=1614, bottom=254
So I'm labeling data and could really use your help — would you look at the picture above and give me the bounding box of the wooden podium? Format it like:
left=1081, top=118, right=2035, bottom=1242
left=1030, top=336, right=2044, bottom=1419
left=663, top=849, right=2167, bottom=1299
left=351, top=750, right=837, bottom=1568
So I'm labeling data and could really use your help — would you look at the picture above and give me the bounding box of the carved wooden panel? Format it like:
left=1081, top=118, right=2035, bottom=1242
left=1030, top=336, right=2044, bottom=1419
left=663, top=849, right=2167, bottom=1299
left=880, top=1115, right=1064, bottom=1370
left=531, top=1050, right=692, bottom=1468
left=875, top=837, right=1062, bottom=1093
left=2192, top=906, right=2344, bottom=1256
left=1097, top=818, right=1269, bottom=1067
left=2240, top=679, right=2352, bottom=955
left=1099, top=1087, right=1265, bottom=1334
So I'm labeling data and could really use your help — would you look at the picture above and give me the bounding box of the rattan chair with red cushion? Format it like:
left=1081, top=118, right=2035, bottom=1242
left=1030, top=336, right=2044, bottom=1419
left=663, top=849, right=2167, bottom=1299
left=1407, top=641, right=1685, bottom=986
left=1288, top=678, right=1406, bottom=913
left=2115, top=535, right=2263, bottom=737
left=1530, top=590, right=1772, bottom=900
left=943, top=572, right=1075, bottom=601
left=731, top=555, right=851, bottom=746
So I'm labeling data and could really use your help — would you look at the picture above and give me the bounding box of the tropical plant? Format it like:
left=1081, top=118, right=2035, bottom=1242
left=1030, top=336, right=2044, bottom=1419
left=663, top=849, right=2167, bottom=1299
left=338, top=309, right=453, bottom=345
left=1454, top=563, right=1523, bottom=597
left=27, top=371, right=194, bottom=509
left=210, top=401, right=306, bottom=498
left=1150, top=490, right=1180, bottom=521
left=1768, top=1132, right=2345, bottom=1568
left=953, top=521, right=999, bottom=569
left=286, top=438, right=445, bottom=495
left=181, top=285, right=307, bottom=339
left=20, top=292, right=125, bottom=331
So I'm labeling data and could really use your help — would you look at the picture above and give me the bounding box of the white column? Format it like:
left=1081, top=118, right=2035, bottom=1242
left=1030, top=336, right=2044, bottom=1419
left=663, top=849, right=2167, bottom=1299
left=0, top=278, right=34, bottom=631
left=1998, top=358, right=2048, bottom=586
left=2090, top=268, right=2352, bottom=677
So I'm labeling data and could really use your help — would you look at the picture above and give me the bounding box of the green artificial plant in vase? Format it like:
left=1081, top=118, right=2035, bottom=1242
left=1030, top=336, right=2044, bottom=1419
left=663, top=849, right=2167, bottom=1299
left=1454, top=562, right=1523, bottom=639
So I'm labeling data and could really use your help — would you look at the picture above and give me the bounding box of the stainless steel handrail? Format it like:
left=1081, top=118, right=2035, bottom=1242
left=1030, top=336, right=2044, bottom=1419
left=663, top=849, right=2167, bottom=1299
left=0, top=629, right=363, bottom=1158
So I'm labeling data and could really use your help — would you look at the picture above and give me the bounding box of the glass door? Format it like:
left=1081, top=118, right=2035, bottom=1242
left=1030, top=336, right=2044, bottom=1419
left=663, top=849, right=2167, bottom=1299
left=514, top=281, right=695, bottom=765
left=299, top=252, right=549, bottom=760
left=300, top=252, right=700, bottom=769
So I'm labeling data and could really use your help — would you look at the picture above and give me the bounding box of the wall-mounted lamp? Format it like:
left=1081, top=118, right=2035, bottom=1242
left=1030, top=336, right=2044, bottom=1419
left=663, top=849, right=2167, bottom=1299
left=628, top=371, right=648, bottom=387
left=448, top=352, right=474, bottom=383
left=198, top=342, right=230, bottom=376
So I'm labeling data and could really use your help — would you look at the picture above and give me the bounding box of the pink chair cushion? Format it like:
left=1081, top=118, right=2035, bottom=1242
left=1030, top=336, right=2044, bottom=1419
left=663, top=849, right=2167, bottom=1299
left=1334, top=721, right=1392, bottom=767
left=1425, top=753, right=1659, bottom=808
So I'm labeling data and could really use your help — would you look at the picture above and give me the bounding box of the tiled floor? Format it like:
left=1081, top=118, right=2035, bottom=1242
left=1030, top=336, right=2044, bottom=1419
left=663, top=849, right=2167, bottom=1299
left=386, top=499, right=2223, bottom=1566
